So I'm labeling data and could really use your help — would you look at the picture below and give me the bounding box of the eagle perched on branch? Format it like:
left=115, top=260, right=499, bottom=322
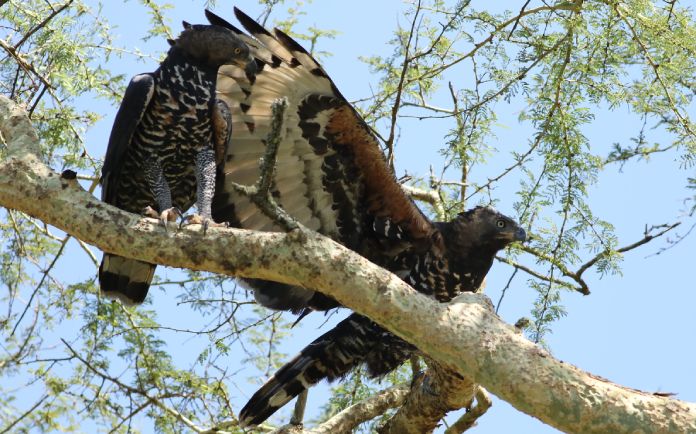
left=207, top=8, right=526, bottom=426
left=99, top=21, right=255, bottom=304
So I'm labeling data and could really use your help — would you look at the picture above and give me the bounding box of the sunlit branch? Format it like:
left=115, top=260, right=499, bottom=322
left=401, top=184, right=445, bottom=218
left=443, top=387, right=492, bottom=434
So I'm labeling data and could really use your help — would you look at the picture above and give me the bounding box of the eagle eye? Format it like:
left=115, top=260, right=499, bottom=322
left=234, top=47, right=241, bottom=55
left=496, top=219, right=506, bottom=228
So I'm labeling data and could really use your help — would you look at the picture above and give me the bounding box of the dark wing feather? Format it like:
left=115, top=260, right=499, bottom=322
left=212, top=9, right=438, bottom=312
left=238, top=313, right=414, bottom=427
left=204, top=9, right=245, bottom=35
left=99, top=73, right=155, bottom=305
left=101, top=73, right=155, bottom=202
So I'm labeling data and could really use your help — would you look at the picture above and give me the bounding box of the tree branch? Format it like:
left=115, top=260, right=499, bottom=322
left=401, top=184, right=445, bottom=218
left=444, top=387, right=492, bottom=434
left=271, top=385, right=410, bottom=434
left=2, top=96, right=696, bottom=433
left=227, top=98, right=300, bottom=231
left=379, top=361, right=476, bottom=434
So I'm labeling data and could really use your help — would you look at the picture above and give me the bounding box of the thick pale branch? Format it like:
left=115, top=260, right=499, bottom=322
left=269, top=385, right=410, bottom=434
left=444, top=387, right=492, bottom=434
left=315, top=385, right=409, bottom=434
left=2, top=96, right=696, bottom=433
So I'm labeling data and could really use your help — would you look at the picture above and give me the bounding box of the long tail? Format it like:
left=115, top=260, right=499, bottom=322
left=99, top=254, right=156, bottom=305
left=238, top=314, right=415, bottom=427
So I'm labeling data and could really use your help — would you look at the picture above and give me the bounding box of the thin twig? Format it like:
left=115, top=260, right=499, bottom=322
left=507, top=0, right=533, bottom=40
left=11, top=233, right=70, bottom=336
left=0, top=394, right=49, bottom=434
left=290, top=390, right=308, bottom=426
left=385, top=0, right=422, bottom=169
left=575, top=222, right=681, bottom=278
left=13, top=0, right=74, bottom=51
left=613, top=3, right=695, bottom=141
left=495, top=268, right=519, bottom=314
left=363, top=2, right=580, bottom=123
left=496, top=255, right=579, bottom=292
left=62, top=339, right=206, bottom=433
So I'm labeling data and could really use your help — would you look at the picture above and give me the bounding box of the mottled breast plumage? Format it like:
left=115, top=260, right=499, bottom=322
left=99, top=21, right=253, bottom=305
left=112, top=62, right=217, bottom=213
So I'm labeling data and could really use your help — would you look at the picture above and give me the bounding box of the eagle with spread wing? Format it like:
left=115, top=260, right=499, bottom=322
left=99, top=22, right=254, bottom=304
left=207, top=8, right=526, bottom=426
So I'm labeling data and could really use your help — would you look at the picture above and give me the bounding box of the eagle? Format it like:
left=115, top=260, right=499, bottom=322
left=99, top=21, right=255, bottom=305
left=207, top=8, right=526, bottom=427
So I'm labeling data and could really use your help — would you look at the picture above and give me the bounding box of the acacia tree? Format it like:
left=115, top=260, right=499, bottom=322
left=1, top=0, right=695, bottom=433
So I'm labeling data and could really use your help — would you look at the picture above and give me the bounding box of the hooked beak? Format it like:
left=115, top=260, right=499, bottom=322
left=244, top=57, right=258, bottom=76
left=230, top=55, right=257, bottom=77
left=514, top=227, right=527, bottom=243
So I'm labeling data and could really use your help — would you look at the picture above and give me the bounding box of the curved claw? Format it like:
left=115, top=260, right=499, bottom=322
left=142, top=207, right=182, bottom=233
left=142, top=206, right=159, bottom=219
left=160, top=207, right=181, bottom=223
left=180, top=214, right=228, bottom=234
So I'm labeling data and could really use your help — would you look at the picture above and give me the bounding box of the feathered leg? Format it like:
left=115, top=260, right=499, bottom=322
left=143, top=157, right=180, bottom=227
left=182, top=146, right=228, bottom=231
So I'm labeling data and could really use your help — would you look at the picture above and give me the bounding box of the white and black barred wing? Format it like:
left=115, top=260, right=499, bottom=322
left=210, top=8, right=438, bottom=312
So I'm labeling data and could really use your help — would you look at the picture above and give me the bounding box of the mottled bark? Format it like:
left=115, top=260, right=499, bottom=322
left=2, top=95, right=696, bottom=433
left=378, top=362, right=476, bottom=434
left=269, top=385, right=410, bottom=434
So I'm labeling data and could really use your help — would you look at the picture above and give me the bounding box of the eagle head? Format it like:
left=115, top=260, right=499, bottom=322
left=446, top=206, right=526, bottom=254
left=173, top=24, right=253, bottom=70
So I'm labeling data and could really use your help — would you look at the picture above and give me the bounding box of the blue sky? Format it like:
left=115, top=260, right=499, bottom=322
left=66, top=1, right=696, bottom=432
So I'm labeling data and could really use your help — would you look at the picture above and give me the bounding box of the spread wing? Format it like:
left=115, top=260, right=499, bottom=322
left=101, top=73, right=155, bottom=203
left=210, top=8, right=439, bottom=312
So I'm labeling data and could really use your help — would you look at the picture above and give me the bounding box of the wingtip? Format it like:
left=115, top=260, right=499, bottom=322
left=236, top=412, right=255, bottom=428
left=232, top=6, right=244, bottom=19
left=205, top=9, right=244, bottom=34
left=233, top=7, right=271, bottom=37
left=273, top=27, right=311, bottom=57
left=232, top=6, right=250, bottom=24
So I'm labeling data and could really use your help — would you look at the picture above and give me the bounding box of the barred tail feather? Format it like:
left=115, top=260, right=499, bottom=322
left=238, top=314, right=415, bottom=427
left=238, top=353, right=317, bottom=427
left=99, top=254, right=156, bottom=305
